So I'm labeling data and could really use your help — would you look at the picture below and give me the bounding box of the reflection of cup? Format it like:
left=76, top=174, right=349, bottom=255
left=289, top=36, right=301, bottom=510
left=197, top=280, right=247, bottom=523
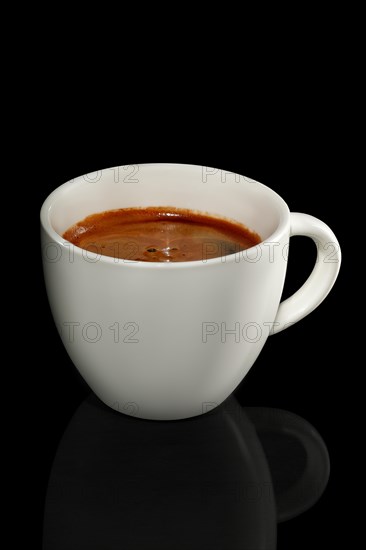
left=43, top=395, right=329, bottom=550
left=41, top=163, right=341, bottom=420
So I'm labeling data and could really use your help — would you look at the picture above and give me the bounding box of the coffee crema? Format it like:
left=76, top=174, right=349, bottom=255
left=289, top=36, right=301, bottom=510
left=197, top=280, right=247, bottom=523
left=62, top=207, right=261, bottom=262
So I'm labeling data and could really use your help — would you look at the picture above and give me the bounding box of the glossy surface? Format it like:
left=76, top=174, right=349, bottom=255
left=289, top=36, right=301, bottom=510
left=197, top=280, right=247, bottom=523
left=43, top=395, right=329, bottom=549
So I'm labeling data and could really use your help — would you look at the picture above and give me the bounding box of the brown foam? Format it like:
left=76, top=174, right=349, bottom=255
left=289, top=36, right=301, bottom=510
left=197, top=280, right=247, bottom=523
left=62, top=207, right=261, bottom=262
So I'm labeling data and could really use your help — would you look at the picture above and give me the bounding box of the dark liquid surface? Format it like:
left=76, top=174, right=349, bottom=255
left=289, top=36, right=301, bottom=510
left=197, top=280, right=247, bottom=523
left=62, top=207, right=261, bottom=262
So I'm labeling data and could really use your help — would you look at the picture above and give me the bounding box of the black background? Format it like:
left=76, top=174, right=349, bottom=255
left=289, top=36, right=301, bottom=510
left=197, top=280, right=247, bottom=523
left=35, top=114, right=348, bottom=548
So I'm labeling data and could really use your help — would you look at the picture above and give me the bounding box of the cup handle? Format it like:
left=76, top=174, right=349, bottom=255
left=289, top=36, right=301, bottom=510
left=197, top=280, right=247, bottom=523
left=273, top=213, right=341, bottom=334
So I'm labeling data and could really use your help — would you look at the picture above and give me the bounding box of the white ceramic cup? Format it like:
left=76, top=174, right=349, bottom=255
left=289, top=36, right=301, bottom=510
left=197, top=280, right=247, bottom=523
left=41, top=163, right=341, bottom=420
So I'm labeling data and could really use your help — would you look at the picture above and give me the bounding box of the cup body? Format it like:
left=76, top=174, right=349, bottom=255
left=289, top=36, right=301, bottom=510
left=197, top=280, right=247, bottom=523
left=41, top=164, right=290, bottom=420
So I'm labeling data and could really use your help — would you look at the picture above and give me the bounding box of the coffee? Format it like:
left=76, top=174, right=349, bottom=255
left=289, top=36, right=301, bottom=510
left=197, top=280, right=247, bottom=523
left=63, top=207, right=261, bottom=262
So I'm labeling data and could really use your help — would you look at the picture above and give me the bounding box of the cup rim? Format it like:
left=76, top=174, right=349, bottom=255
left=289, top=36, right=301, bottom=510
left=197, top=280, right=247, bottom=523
left=40, top=162, right=290, bottom=269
